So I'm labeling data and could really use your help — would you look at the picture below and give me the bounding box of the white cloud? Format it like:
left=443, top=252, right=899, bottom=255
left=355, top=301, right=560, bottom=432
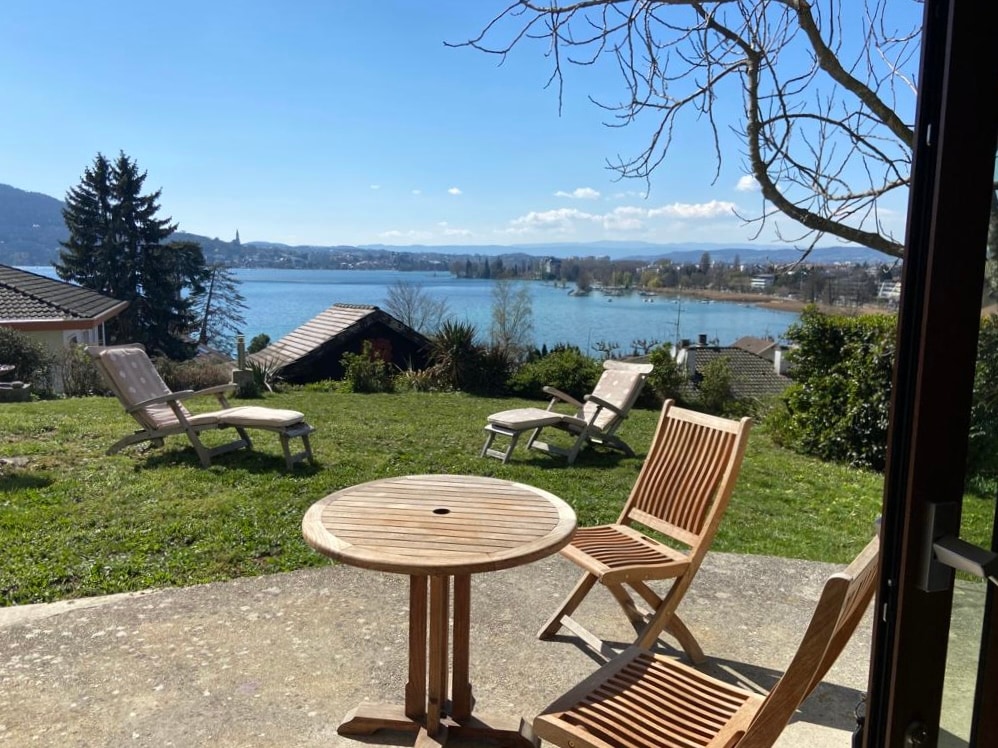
left=411, top=189, right=422, bottom=196
left=508, top=208, right=597, bottom=233
left=601, top=206, right=645, bottom=231
left=447, top=187, right=462, bottom=196
left=612, top=190, right=647, bottom=200
left=647, top=200, right=738, bottom=219
left=369, top=184, right=381, bottom=191
left=554, top=187, right=601, bottom=200
left=379, top=229, right=432, bottom=240
left=735, top=175, right=759, bottom=192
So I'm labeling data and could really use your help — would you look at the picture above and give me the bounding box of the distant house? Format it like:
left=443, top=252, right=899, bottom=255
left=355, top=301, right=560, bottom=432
left=750, top=274, right=776, bottom=290
left=676, top=336, right=791, bottom=402
left=0, top=264, right=128, bottom=389
left=248, top=303, right=431, bottom=384
left=731, top=335, right=791, bottom=375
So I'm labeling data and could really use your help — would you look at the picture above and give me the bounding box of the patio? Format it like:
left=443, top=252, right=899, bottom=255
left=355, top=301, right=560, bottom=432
left=0, top=550, right=981, bottom=747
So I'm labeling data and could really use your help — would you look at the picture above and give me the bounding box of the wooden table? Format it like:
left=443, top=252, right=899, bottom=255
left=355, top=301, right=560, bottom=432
left=302, top=474, right=576, bottom=747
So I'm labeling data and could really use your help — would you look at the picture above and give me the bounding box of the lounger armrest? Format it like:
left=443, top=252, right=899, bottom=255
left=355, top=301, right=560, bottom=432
left=542, top=386, right=584, bottom=410
left=583, top=393, right=625, bottom=416
left=193, top=383, right=238, bottom=397
left=125, top=390, right=197, bottom=413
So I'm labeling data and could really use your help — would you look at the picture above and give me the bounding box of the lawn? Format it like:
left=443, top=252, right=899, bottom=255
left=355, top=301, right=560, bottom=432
left=0, top=390, right=991, bottom=606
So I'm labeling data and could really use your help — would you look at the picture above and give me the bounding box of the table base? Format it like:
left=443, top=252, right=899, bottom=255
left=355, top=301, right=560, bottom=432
left=338, top=702, right=537, bottom=747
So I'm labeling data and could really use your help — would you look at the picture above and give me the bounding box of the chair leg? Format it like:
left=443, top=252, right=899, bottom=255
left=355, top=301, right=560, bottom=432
left=630, top=580, right=705, bottom=663
left=538, top=572, right=598, bottom=640
left=604, top=582, right=647, bottom=629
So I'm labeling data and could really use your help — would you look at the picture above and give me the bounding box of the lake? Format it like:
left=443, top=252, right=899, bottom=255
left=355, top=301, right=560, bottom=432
left=23, top=267, right=798, bottom=353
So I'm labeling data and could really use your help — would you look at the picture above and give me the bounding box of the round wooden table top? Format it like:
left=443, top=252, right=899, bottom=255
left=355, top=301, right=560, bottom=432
left=302, top=474, right=577, bottom=576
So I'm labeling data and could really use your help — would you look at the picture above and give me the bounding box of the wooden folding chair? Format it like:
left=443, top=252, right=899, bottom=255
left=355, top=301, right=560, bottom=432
left=532, top=536, right=880, bottom=748
left=538, top=400, right=751, bottom=663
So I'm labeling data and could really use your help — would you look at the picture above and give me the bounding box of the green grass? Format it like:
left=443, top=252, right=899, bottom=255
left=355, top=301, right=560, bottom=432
left=0, top=391, right=992, bottom=605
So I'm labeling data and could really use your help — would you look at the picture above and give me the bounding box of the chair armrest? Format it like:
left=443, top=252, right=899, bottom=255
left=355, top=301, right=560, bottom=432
left=543, top=386, right=584, bottom=410
left=584, top=393, right=625, bottom=416
left=193, top=383, right=238, bottom=397
left=125, top=390, right=197, bottom=413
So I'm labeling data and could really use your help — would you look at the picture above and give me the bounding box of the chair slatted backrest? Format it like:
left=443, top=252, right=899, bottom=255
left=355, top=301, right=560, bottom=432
left=90, top=345, right=191, bottom=430
left=581, top=362, right=652, bottom=432
left=623, top=401, right=751, bottom=548
left=738, top=536, right=880, bottom=748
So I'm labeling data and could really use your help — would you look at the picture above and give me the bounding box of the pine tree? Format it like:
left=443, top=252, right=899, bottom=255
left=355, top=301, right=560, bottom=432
left=191, top=262, right=248, bottom=355
left=56, top=151, right=207, bottom=358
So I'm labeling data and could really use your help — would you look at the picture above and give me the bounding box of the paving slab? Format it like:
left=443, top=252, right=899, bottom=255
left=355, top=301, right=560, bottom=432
left=0, top=552, right=981, bottom=747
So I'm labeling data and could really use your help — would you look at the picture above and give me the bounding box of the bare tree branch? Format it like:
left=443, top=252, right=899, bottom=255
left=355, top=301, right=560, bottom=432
left=457, top=0, right=928, bottom=258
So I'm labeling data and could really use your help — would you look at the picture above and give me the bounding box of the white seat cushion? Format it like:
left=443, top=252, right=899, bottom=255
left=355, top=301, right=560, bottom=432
left=487, top=407, right=565, bottom=431
left=216, top=406, right=305, bottom=428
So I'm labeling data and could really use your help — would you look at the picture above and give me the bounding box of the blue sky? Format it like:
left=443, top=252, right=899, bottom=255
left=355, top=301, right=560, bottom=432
left=0, top=2, right=918, bottom=249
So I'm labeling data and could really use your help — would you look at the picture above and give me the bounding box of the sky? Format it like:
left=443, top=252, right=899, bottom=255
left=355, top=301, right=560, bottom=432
left=0, top=1, right=921, bottom=249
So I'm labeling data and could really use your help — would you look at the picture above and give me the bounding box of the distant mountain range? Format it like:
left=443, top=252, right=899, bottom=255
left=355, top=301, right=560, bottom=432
left=0, top=182, right=894, bottom=267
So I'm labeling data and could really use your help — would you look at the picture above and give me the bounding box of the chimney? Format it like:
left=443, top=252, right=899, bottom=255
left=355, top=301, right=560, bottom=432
left=774, top=346, right=789, bottom=375
left=697, top=333, right=708, bottom=346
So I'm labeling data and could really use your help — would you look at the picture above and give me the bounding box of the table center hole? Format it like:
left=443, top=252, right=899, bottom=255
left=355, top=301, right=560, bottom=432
left=433, top=507, right=450, bottom=515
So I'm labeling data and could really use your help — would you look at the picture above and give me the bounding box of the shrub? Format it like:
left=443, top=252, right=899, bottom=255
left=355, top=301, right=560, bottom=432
left=770, top=306, right=896, bottom=470
left=429, top=320, right=485, bottom=392
left=695, top=356, right=735, bottom=415
left=340, top=341, right=395, bottom=393
left=61, top=344, right=109, bottom=397
left=395, top=365, right=448, bottom=392
left=247, top=333, right=270, bottom=354
left=968, top=314, right=998, bottom=478
left=508, top=346, right=601, bottom=401
left=646, top=343, right=687, bottom=403
left=0, top=327, right=54, bottom=395
left=155, top=356, right=233, bottom=393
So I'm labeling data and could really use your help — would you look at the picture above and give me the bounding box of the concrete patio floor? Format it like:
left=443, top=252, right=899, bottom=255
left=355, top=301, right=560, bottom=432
left=0, top=551, right=983, bottom=747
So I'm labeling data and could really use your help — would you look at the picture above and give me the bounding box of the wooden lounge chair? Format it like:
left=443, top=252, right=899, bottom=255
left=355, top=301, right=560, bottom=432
left=87, top=344, right=315, bottom=469
left=481, top=360, right=653, bottom=464
left=531, top=536, right=880, bottom=748
left=538, top=400, right=751, bottom=663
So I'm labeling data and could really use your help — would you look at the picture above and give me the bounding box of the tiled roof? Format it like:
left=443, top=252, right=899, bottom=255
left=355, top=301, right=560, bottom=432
left=685, top=346, right=790, bottom=400
left=0, top=265, right=127, bottom=327
left=731, top=335, right=779, bottom=358
left=248, top=303, right=426, bottom=370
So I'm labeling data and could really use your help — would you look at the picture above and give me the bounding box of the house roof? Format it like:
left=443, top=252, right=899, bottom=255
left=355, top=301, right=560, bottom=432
left=731, top=335, right=779, bottom=357
left=685, top=345, right=790, bottom=400
left=249, top=303, right=429, bottom=371
left=0, top=264, right=128, bottom=331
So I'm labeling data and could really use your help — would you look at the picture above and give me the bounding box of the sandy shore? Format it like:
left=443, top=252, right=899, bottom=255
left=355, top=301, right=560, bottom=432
left=658, top=287, right=891, bottom=316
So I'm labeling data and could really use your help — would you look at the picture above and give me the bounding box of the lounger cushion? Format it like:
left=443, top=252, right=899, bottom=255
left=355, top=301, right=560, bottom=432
left=215, top=406, right=305, bottom=428
left=487, top=408, right=564, bottom=431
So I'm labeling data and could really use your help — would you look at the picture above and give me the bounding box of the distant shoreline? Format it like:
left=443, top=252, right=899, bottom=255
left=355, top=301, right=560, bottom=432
left=657, top=287, right=892, bottom=317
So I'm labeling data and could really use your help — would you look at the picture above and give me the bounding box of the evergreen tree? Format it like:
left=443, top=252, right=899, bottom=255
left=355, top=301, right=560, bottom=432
left=56, top=151, right=207, bottom=357
left=191, top=262, right=248, bottom=354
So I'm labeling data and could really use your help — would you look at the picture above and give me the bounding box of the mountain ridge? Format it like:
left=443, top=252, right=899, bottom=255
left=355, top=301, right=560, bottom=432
left=0, top=182, right=894, bottom=267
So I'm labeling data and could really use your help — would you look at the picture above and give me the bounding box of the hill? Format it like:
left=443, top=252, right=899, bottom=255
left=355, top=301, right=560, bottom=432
left=0, top=182, right=894, bottom=268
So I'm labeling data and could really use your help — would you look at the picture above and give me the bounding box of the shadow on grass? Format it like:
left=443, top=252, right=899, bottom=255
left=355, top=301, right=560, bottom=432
left=0, top=470, right=55, bottom=492
left=133, top=445, right=324, bottom=475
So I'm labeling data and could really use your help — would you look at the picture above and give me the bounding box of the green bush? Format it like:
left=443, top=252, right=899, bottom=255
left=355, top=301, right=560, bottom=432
left=646, top=343, right=687, bottom=403
left=769, top=307, right=896, bottom=470
left=0, top=327, right=54, bottom=395
left=508, top=346, right=601, bottom=401
left=247, top=333, right=270, bottom=354
left=340, top=341, right=395, bottom=393
left=428, top=320, right=486, bottom=393
left=154, top=356, right=233, bottom=393
left=61, top=344, right=109, bottom=397
left=968, top=314, right=998, bottom=478
left=695, top=356, right=735, bottom=415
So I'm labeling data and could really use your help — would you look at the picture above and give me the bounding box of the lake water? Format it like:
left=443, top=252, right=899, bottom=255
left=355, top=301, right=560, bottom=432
left=23, top=267, right=798, bottom=353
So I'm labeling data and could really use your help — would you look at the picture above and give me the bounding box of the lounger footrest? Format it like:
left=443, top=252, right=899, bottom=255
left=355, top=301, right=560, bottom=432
left=481, top=408, right=565, bottom=463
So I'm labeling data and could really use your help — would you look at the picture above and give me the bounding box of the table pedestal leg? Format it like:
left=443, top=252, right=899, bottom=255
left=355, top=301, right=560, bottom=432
left=337, top=574, right=536, bottom=747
